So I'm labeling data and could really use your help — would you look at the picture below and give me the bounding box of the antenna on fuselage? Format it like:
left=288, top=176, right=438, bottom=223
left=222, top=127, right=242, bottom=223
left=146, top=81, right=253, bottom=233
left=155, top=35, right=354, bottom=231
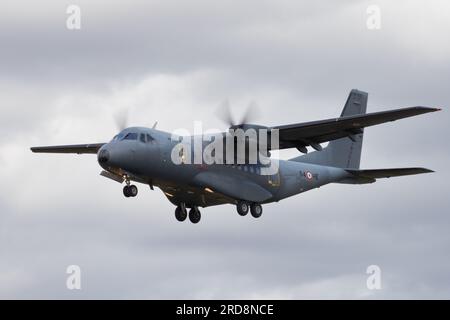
left=152, top=121, right=158, bottom=129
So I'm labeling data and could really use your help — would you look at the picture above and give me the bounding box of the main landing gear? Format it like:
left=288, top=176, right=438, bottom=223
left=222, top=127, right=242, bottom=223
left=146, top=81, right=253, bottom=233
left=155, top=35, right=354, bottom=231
left=236, top=200, right=262, bottom=218
left=175, top=203, right=201, bottom=224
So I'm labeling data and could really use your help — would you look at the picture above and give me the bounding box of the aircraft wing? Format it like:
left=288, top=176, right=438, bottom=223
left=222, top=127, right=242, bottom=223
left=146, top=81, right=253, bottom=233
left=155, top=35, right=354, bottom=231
left=30, top=143, right=105, bottom=154
left=193, top=171, right=273, bottom=203
left=272, top=107, right=440, bottom=150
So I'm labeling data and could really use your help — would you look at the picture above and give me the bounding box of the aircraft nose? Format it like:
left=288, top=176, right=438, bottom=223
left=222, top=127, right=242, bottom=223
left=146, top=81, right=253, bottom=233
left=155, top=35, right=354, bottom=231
left=98, top=147, right=110, bottom=164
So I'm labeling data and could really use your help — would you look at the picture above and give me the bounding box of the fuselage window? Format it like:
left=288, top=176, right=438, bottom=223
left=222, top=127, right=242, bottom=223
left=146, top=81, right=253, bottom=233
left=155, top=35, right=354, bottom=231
left=123, top=132, right=138, bottom=140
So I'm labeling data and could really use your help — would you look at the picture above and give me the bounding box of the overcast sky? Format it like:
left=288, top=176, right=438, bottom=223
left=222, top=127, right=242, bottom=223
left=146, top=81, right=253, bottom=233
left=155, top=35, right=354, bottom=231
left=1, top=0, right=450, bottom=299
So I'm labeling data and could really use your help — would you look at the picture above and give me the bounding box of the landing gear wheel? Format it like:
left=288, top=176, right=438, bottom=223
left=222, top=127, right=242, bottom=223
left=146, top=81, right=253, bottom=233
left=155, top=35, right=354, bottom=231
left=189, top=207, right=201, bottom=224
left=250, top=204, right=263, bottom=218
left=175, top=206, right=187, bottom=222
left=236, top=201, right=249, bottom=216
left=123, top=185, right=138, bottom=197
left=123, top=185, right=130, bottom=197
left=128, top=185, right=138, bottom=197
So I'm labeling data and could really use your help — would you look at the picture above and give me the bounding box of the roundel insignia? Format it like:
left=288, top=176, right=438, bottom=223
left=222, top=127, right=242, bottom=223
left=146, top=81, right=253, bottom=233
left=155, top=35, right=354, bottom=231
left=305, top=171, right=313, bottom=181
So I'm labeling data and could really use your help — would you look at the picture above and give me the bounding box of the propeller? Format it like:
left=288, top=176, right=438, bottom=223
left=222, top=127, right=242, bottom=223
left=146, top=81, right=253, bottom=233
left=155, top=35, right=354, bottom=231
left=216, top=99, right=259, bottom=128
left=113, top=108, right=129, bottom=131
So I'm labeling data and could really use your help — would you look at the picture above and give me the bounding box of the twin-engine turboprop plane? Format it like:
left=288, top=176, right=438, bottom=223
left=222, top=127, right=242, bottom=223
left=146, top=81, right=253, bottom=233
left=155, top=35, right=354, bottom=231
left=31, top=90, right=440, bottom=223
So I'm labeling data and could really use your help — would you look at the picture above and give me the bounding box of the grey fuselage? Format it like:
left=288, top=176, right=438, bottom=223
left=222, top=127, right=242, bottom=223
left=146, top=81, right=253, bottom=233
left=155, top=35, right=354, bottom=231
left=98, top=127, right=351, bottom=207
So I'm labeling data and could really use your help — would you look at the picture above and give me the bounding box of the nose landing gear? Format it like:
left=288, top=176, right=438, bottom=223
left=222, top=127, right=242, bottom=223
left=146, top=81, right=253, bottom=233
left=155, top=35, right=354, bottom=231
left=123, top=185, right=138, bottom=197
left=122, top=176, right=138, bottom=198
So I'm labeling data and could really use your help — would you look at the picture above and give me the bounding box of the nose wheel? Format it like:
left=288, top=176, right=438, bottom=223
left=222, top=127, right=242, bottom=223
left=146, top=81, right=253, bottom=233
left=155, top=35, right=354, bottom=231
left=123, top=185, right=138, bottom=198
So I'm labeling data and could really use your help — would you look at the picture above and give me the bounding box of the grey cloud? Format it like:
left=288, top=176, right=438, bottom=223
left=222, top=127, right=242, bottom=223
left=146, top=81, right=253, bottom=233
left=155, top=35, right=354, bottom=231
left=1, top=0, right=450, bottom=299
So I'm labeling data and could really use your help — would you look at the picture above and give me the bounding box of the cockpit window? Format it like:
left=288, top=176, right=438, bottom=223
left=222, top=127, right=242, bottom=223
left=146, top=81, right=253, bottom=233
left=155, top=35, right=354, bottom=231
left=112, top=132, right=125, bottom=141
left=146, top=134, right=154, bottom=142
left=123, top=132, right=138, bottom=140
left=139, top=134, right=146, bottom=143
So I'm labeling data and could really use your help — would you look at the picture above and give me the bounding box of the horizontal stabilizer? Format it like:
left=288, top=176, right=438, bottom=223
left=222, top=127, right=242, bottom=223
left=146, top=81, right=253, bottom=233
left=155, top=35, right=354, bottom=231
left=341, top=167, right=434, bottom=184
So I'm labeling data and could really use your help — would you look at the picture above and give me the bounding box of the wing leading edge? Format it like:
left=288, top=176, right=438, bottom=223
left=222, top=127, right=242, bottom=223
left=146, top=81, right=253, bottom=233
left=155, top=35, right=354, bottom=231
left=30, top=143, right=105, bottom=154
left=273, top=106, right=441, bottom=150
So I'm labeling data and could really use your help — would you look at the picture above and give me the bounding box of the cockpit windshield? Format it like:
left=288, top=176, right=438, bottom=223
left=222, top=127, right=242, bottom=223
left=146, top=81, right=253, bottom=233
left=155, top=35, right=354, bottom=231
left=123, top=132, right=138, bottom=140
left=111, top=132, right=138, bottom=142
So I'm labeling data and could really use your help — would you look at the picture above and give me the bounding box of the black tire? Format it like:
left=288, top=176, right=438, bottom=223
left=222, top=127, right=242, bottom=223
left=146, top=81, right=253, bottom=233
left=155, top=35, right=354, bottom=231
left=175, top=206, right=187, bottom=222
left=123, top=186, right=130, bottom=198
left=129, top=185, right=138, bottom=197
left=250, top=204, right=263, bottom=218
left=236, top=201, right=249, bottom=216
left=189, top=207, right=201, bottom=224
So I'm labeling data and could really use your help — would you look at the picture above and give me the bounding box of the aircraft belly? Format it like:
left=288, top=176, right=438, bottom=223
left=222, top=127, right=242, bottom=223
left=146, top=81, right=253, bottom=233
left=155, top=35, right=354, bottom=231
left=157, top=181, right=233, bottom=208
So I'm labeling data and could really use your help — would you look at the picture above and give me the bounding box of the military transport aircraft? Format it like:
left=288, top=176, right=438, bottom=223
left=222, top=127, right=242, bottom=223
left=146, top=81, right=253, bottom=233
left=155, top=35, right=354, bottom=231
left=31, top=90, right=440, bottom=223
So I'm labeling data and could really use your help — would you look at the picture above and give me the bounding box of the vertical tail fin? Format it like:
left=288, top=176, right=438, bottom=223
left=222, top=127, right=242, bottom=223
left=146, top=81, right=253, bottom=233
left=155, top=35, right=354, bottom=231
left=291, top=89, right=367, bottom=169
